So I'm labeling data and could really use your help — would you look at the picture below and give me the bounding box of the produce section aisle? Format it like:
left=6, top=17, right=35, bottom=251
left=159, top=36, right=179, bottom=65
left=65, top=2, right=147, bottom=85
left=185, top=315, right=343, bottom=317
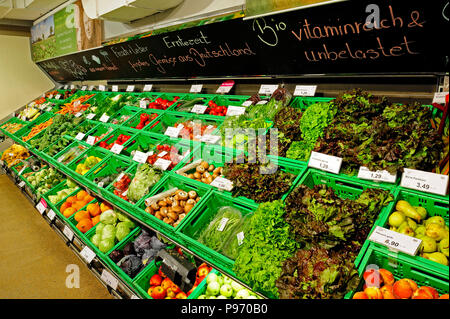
left=0, top=175, right=112, bottom=299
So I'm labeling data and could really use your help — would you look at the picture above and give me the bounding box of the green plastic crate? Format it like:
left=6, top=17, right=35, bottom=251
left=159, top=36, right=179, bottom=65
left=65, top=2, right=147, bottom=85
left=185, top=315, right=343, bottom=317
left=176, top=191, right=259, bottom=276
left=93, top=127, right=138, bottom=155
left=66, top=146, right=112, bottom=181
left=109, top=106, right=140, bottom=126
left=347, top=245, right=449, bottom=299
left=172, top=94, right=213, bottom=113
left=43, top=179, right=80, bottom=213
left=293, top=168, right=398, bottom=269
left=19, top=112, right=54, bottom=147
left=122, top=109, right=165, bottom=131
left=135, top=174, right=212, bottom=236
left=374, top=188, right=449, bottom=278
left=0, top=117, right=27, bottom=138
left=119, top=132, right=164, bottom=159
left=54, top=141, right=90, bottom=168
left=289, top=96, right=335, bottom=109
left=84, top=123, right=116, bottom=143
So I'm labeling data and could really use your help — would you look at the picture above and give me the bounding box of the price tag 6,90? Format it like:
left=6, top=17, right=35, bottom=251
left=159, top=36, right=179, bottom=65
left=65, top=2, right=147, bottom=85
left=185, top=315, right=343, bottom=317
left=47, top=209, right=56, bottom=221
left=190, top=84, right=203, bottom=93
left=400, top=168, right=449, bottom=196
left=143, top=84, right=153, bottom=92
left=126, top=85, right=135, bottom=92
left=369, top=226, right=422, bottom=256
left=308, top=151, right=342, bottom=174
left=101, top=270, right=119, bottom=290
left=294, top=85, right=317, bottom=97
left=191, top=104, right=207, bottom=114
left=63, top=226, right=74, bottom=241
left=358, top=167, right=397, bottom=183
left=110, top=143, right=124, bottom=154
left=210, top=176, right=233, bottom=191
left=80, top=246, right=96, bottom=264
left=259, top=84, right=278, bottom=96
left=133, top=151, right=148, bottom=163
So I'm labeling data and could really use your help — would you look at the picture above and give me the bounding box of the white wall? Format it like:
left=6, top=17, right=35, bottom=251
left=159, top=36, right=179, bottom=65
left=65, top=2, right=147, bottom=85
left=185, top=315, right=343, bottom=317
left=103, top=0, right=245, bottom=41
left=0, top=35, right=54, bottom=120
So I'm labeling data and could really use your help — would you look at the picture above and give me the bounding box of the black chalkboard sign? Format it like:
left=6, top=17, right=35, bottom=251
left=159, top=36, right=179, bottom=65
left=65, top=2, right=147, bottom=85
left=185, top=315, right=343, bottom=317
left=37, top=0, right=449, bottom=82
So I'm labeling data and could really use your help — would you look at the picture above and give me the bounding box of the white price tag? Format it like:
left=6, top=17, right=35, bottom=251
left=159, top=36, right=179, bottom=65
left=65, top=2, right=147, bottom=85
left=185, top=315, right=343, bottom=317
left=98, top=85, right=106, bottom=91
left=308, top=151, right=342, bottom=174
left=242, top=100, right=252, bottom=107
left=153, top=158, right=172, bottom=171
left=18, top=181, right=26, bottom=188
left=112, top=85, right=119, bottom=92
left=294, top=85, right=317, bottom=96
left=75, top=133, right=86, bottom=141
left=99, top=114, right=110, bottom=123
left=237, top=232, right=245, bottom=246
left=143, top=84, right=153, bottom=92
left=256, top=100, right=268, bottom=105
left=101, top=269, right=118, bottom=290
left=139, top=100, right=148, bottom=109
left=98, top=182, right=104, bottom=188
left=201, top=134, right=220, bottom=144
left=358, top=167, right=397, bottom=183
left=164, top=126, right=181, bottom=138
left=191, top=104, right=207, bottom=114
left=369, top=226, right=422, bottom=256
left=157, top=151, right=168, bottom=158
left=126, top=85, right=135, bottom=92
left=63, top=85, right=68, bottom=90
left=110, top=143, right=124, bottom=154
left=55, top=94, right=61, bottom=100
left=36, top=202, right=46, bottom=214
left=226, top=106, right=246, bottom=116
left=131, top=295, right=140, bottom=299
left=400, top=168, right=449, bottom=196
left=86, top=113, right=96, bottom=120
left=122, top=189, right=128, bottom=197
left=210, top=176, right=233, bottom=191
left=217, top=217, right=229, bottom=232
left=80, top=246, right=96, bottom=263
left=48, top=94, right=54, bottom=99
left=432, top=92, right=448, bottom=104
left=190, top=84, right=203, bottom=93
left=47, top=209, right=56, bottom=221
left=81, top=86, right=87, bottom=91
left=216, top=81, right=234, bottom=94
left=133, top=151, right=148, bottom=163
left=259, top=84, right=278, bottom=95
left=74, top=112, right=83, bottom=118
left=88, top=85, right=95, bottom=91
left=63, top=225, right=74, bottom=241
left=70, top=85, right=75, bottom=90
left=86, top=136, right=96, bottom=145
left=116, top=173, right=125, bottom=183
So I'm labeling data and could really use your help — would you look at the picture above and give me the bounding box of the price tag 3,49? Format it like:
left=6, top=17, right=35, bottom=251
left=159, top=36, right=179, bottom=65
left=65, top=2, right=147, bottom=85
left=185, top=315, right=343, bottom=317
left=369, top=226, right=422, bottom=256
left=308, top=151, right=342, bottom=174
left=400, top=168, right=449, bottom=196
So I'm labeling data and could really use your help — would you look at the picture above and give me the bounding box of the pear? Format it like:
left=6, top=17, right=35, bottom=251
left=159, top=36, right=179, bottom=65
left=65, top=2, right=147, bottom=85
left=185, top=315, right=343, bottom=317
left=439, top=238, right=449, bottom=257
left=413, top=206, right=427, bottom=220
left=422, top=252, right=449, bottom=266
left=426, top=223, right=446, bottom=242
left=415, top=225, right=426, bottom=236
left=388, top=211, right=406, bottom=228
left=425, top=216, right=445, bottom=227
left=398, top=223, right=415, bottom=237
left=406, top=218, right=417, bottom=231
left=419, top=236, right=437, bottom=253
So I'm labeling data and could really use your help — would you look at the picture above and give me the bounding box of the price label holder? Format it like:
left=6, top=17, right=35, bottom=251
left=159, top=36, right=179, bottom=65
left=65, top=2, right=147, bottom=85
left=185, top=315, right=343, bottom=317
left=369, top=226, right=422, bottom=256
left=18, top=180, right=26, bottom=188
left=88, top=85, right=95, bottom=91
left=70, top=85, right=75, bottom=90
left=164, top=126, right=182, bottom=138
left=400, top=168, right=449, bottom=196
left=74, top=112, right=83, bottom=118
left=201, top=134, right=221, bottom=144
left=217, top=217, right=229, bottom=232
left=55, top=94, right=61, bottom=100
left=133, top=151, right=148, bottom=163
left=358, top=167, right=397, bottom=183
left=47, top=209, right=56, bottom=221
left=99, top=114, right=110, bottom=123
left=294, top=85, right=317, bottom=97
left=190, top=84, right=203, bottom=93
left=101, top=269, right=119, bottom=290
left=143, top=84, right=153, bottom=92
left=63, top=85, right=68, bottom=90
left=259, top=84, right=278, bottom=96
left=86, top=136, right=96, bottom=145
left=432, top=92, right=448, bottom=104
left=226, top=106, right=246, bottom=116
left=191, top=104, right=207, bottom=114
left=110, top=143, right=124, bottom=154
left=256, top=100, right=268, bottom=105
left=308, top=151, right=342, bottom=174
left=157, top=151, right=168, bottom=158
left=131, top=295, right=140, bottom=300
left=153, top=158, right=172, bottom=171
left=63, top=225, right=75, bottom=242
left=98, top=85, right=106, bottom=91
left=112, top=85, right=119, bottom=92
left=241, top=100, right=252, bottom=107
left=210, top=177, right=233, bottom=191
left=126, top=85, right=135, bottom=92
left=80, top=246, right=96, bottom=264
left=75, top=132, right=85, bottom=141
left=216, top=80, right=234, bottom=94
left=139, top=100, right=148, bottom=109
left=86, top=113, right=96, bottom=120
left=237, top=232, right=245, bottom=246
left=81, top=85, right=87, bottom=91
left=36, top=202, right=46, bottom=215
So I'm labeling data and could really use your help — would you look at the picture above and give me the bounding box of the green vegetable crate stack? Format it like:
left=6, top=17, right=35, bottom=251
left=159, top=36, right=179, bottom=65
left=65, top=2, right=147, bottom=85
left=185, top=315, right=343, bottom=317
left=1, top=85, right=448, bottom=301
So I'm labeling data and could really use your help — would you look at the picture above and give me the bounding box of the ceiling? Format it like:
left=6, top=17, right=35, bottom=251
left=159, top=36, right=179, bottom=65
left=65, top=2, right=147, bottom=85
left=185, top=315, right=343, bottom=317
left=0, top=0, right=69, bottom=33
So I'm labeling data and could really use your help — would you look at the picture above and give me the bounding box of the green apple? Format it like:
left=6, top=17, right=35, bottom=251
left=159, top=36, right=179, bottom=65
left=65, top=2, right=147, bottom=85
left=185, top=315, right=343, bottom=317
left=216, top=295, right=228, bottom=299
left=220, top=284, right=233, bottom=298
left=235, top=289, right=250, bottom=299
left=206, top=281, right=220, bottom=296
left=206, top=273, right=219, bottom=285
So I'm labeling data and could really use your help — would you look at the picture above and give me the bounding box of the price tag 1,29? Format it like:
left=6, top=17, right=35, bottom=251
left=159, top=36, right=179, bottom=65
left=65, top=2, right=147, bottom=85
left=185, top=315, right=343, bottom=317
left=358, top=167, right=397, bottom=183
left=226, top=106, right=246, bottom=116
left=63, top=225, right=74, bottom=241
left=259, top=84, right=278, bottom=96
left=133, top=151, right=148, bottom=163
left=101, top=269, right=119, bottom=290
left=369, top=226, right=422, bottom=256
left=294, top=85, right=317, bottom=97
left=110, top=143, right=124, bottom=155
left=143, top=84, right=153, bottom=92
left=308, top=151, right=343, bottom=174
left=80, top=246, right=96, bottom=264
left=190, top=84, right=203, bottom=93
left=126, top=85, right=135, bottom=92
left=210, top=176, right=233, bottom=191
left=153, top=158, right=172, bottom=171
left=400, top=168, right=449, bottom=196
left=191, top=104, right=207, bottom=114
